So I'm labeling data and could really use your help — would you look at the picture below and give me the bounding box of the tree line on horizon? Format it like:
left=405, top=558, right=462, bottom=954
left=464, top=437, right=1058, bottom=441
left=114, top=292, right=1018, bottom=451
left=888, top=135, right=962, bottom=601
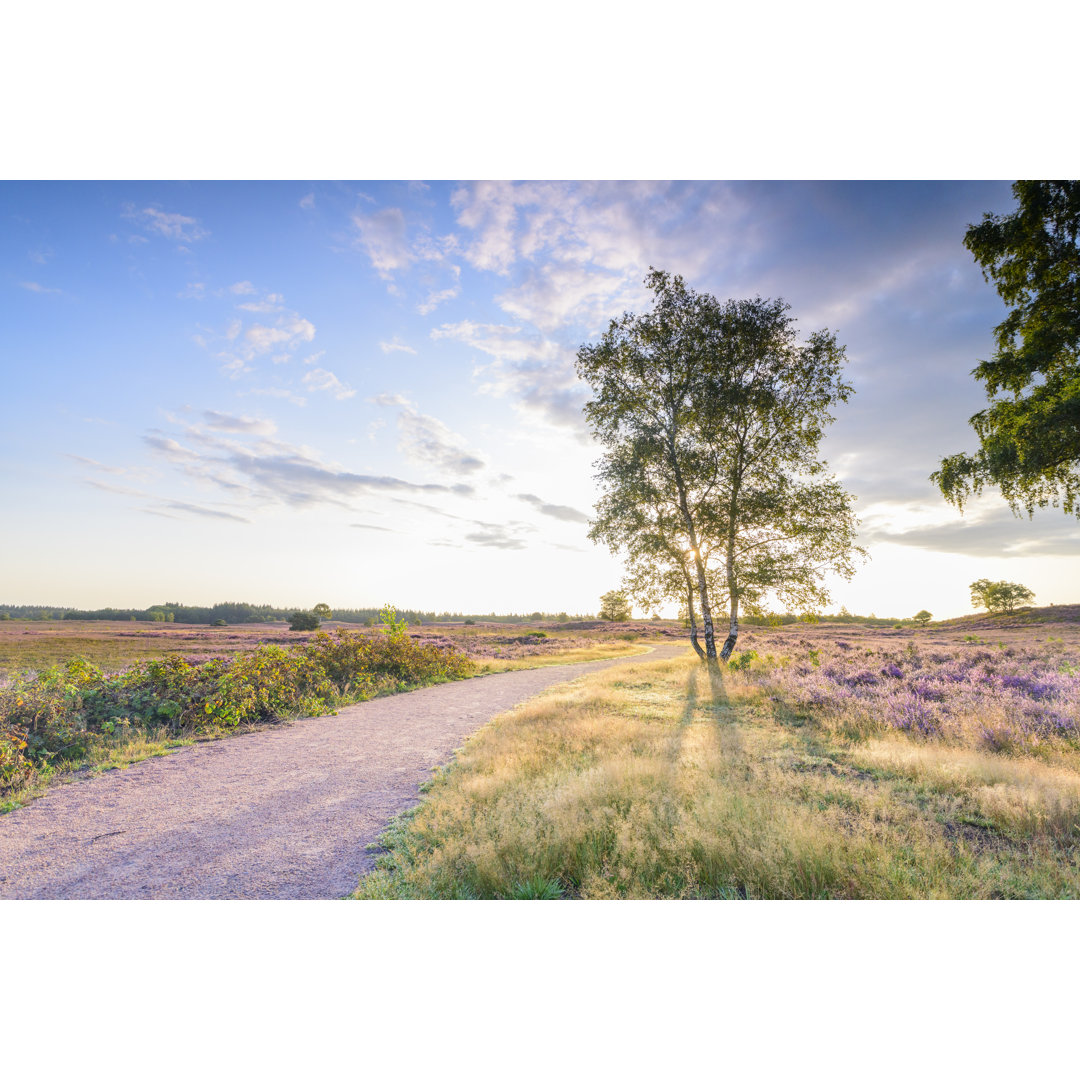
left=0, top=601, right=594, bottom=626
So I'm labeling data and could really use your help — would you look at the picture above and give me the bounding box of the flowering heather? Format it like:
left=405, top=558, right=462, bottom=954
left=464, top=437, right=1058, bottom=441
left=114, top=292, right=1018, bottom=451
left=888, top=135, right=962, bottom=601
left=729, top=625, right=1080, bottom=756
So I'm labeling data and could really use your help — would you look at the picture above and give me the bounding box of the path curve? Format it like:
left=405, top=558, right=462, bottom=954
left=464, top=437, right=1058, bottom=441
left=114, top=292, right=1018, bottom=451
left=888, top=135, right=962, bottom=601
left=0, top=644, right=687, bottom=899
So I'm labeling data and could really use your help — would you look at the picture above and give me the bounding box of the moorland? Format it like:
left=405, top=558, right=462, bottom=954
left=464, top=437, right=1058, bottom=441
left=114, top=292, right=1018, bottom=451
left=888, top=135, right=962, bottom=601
left=5, top=606, right=1080, bottom=899
left=356, top=607, right=1080, bottom=899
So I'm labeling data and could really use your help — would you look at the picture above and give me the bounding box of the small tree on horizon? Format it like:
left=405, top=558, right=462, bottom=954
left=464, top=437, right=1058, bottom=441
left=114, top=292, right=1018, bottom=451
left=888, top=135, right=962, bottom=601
left=970, top=578, right=1035, bottom=614
left=912, top=609, right=933, bottom=627
left=598, top=590, right=632, bottom=621
left=313, top=603, right=332, bottom=620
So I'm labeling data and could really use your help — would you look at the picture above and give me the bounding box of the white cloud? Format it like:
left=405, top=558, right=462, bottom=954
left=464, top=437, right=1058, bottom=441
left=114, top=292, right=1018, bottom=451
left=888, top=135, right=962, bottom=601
left=299, top=193, right=315, bottom=210
left=353, top=206, right=413, bottom=277
left=245, top=316, right=316, bottom=356
left=372, top=394, right=487, bottom=475
left=19, top=281, right=62, bottom=294
left=379, top=337, right=417, bottom=355
left=417, top=282, right=460, bottom=316
left=230, top=281, right=256, bottom=295
left=123, top=204, right=209, bottom=243
left=430, top=320, right=587, bottom=436
left=202, top=411, right=277, bottom=436
left=303, top=367, right=356, bottom=400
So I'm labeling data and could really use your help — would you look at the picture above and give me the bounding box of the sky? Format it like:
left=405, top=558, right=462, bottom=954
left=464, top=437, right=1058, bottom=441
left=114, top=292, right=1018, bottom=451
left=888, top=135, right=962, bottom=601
left=4, top=179, right=1079, bottom=619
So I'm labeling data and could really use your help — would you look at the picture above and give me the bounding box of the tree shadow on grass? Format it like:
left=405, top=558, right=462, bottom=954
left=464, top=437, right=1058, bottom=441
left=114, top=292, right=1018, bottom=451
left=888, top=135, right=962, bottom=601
left=681, top=661, right=733, bottom=725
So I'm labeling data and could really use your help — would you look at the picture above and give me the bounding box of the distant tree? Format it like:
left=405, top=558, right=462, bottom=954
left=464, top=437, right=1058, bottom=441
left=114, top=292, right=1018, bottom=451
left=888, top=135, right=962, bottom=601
left=579, top=269, right=862, bottom=665
left=969, top=578, right=1035, bottom=614
left=289, top=611, right=320, bottom=631
left=912, top=610, right=933, bottom=627
left=313, top=603, right=333, bottom=620
left=598, top=590, right=632, bottom=621
left=934, top=182, right=1080, bottom=515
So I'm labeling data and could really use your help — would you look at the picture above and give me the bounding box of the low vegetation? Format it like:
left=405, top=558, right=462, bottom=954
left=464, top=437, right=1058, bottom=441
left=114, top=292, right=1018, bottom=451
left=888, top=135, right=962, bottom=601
left=356, top=623, right=1080, bottom=899
left=1, top=626, right=474, bottom=804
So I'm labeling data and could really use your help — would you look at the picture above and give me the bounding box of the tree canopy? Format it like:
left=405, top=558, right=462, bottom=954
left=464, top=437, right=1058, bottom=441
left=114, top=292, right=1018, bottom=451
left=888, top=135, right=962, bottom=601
left=598, top=590, right=631, bottom=621
left=969, top=579, right=1035, bottom=614
left=577, top=269, right=863, bottom=664
left=934, top=181, right=1080, bottom=515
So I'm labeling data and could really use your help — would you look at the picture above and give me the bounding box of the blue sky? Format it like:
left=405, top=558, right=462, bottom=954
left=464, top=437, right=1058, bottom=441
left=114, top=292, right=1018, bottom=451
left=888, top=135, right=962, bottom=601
left=4, top=180, right=1079, bottom=618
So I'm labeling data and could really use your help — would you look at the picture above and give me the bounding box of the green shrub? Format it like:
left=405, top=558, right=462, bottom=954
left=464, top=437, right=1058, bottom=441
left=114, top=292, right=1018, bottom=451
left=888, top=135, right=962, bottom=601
left=729, top=649, right=758, bottom=671
left=0, top=629, right=474, bottom=796
left=289, top=612, right=320, bottom=631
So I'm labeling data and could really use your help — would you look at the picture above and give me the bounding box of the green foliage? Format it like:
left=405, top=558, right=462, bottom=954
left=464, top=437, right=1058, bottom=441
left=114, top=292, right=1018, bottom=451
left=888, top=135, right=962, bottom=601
left=506, top=876, right=565, bottom=900
left=934, top=181, right=1080, bottom=515
left=289, top=611, right=320, bottom=631
left=379, top=604, right=409, bottom=641
left=912, top=610, right=933, bottom=627
left=312, top=603, right=332, bottom=619
left=729, top=649, right=758, bottom=671
left=598, top=589, right=631, bottom=621
left=970, top=578, right=1036, bottom=614
left=578, top=269, right=862, bottom=663
left=0, top=629, right=474, bottom=796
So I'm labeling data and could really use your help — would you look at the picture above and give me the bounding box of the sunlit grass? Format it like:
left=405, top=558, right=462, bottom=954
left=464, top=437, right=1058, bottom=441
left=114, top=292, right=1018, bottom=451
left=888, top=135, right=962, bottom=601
left=475, top=642, right=650, bottom=673
left=0, top=727, right=196, bottom=813
left=355, top=653, right=1080, bottom=899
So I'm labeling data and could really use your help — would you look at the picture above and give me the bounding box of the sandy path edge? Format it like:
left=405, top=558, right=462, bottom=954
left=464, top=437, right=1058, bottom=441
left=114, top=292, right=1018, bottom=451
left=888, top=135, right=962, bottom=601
left=0, top=644, right=687, bottom=900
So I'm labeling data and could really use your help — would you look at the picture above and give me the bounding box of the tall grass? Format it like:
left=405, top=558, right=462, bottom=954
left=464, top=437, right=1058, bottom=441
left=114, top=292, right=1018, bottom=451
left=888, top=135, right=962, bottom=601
left=356, top=653, right=1080, bottom=899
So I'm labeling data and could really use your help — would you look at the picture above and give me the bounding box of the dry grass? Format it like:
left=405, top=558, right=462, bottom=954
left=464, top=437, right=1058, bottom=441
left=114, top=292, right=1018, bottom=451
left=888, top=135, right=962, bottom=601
left=355, top=653, right=1080, bottom=899
left=475, top=642, right=650, bottom=672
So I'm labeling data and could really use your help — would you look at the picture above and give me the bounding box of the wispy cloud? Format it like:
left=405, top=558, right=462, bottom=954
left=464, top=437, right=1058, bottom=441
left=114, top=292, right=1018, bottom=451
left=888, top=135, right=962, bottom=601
left=19, top=281, right=62, bottom=294
left=202, top=411, right=277, bottom=436
left=303, top=367, right=355, bottom=400
left=123, top=204, right=209, bottom=243
left=162, top=500, right=249, bottom=524
left=142, top=421, right=474, bottom=512
left=379, top=337, right=417, bottom=355
left=431, top=321, right=588, bottom=438
left=373, top=394, right=486, bottom=475
left=515, top=492, right=590, bottom=524
left=353, top=207, right=414, bottom=277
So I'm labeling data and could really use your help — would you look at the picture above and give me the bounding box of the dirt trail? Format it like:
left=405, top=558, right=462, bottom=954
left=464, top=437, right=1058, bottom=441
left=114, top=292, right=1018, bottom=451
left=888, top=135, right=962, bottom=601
left=0, top=644, right=686, bottom=899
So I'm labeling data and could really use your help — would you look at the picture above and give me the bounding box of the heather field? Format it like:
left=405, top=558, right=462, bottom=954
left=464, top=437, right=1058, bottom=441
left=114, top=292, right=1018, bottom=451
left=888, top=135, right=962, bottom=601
left=357, top=611, right=1080, bottom=899
left=0, top=618, right=670, bottom=678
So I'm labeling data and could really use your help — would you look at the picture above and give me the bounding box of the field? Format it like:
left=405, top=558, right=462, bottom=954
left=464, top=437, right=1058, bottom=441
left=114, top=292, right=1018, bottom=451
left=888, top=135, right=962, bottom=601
left=0, top=618, right=673, bottom=678
left=356, top=611, right=1080, bottom=899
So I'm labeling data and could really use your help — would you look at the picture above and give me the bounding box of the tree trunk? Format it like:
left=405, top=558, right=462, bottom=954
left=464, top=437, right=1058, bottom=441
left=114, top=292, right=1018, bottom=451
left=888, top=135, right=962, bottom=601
left=719, top=592, right=739, bottom=661
left=682, top=570, right=706, bottom=660
left=668, top=439, right=717, bottom=663
left=719, top=517, right=739, bottom=661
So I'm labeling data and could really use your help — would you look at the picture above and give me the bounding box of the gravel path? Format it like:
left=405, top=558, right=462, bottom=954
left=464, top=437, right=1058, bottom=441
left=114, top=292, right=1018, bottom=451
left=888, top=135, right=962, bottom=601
left=0, top=644, right=686, bottom=899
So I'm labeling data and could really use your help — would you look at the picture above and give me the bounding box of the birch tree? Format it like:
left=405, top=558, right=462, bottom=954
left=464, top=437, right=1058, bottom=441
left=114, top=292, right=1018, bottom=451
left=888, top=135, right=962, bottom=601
left=578, top=269, right=863, bottom=664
